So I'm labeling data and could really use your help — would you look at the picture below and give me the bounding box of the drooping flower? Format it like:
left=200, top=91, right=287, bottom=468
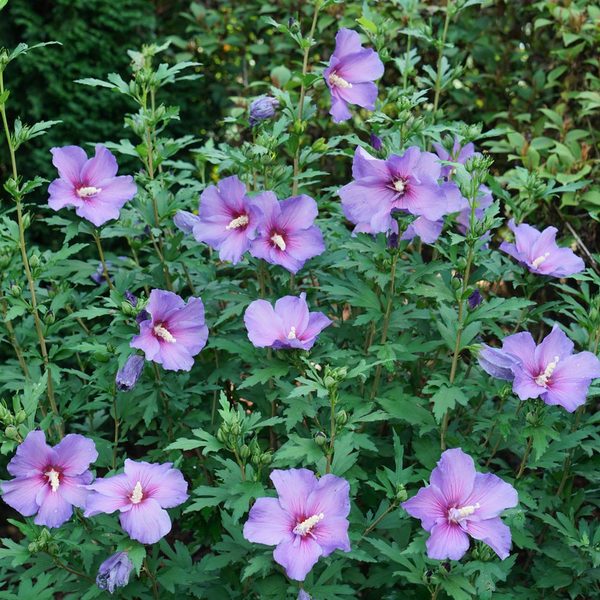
left=96, top=551, right=134, bottom=594
left=298, top=591, right=311, bottom=600
left=500, top=219, right=584, bottom=278
left=249, top=96, right=279, bottom=126
left=116, top=355, right=145, bottom=391
left=48, top=145, right=137, bottom=227
left=130, top=289, right=209, bottom=372
left=244, top=293, right=331, bottom=350
left=243, top=468, right=351, bottom=581
left=250, top=193, right=325, bottom=273
left=339, top=146, right=448, bottom=236
left=175, top=176, right=263, bottom=265
left=85, top=460, right=188, bottom=545
left=479, top=324, right=600, bottom=412
left=91, top=261, right=112, bottom=285
left=402, top=448, right=518, bottom=561
left=370, top=133, right=383, bottom=151
left=467, top=289, right=483, bottom=309
left=323, top=28, right=384, bottom=123
left=433, top=137, right=478, bottom=179
left=1, top=430, right=98, bottom=528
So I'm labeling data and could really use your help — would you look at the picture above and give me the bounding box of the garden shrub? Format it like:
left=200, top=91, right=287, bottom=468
left=0, top=0, right=598, bottom=598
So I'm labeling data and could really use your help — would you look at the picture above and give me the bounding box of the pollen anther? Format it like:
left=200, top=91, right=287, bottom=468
left=130, top=481, right=143, bottom=504
left=328, top=73, right=352, bottom=89
left=77, top=186, right=102, bottom=198
left=531, top=252, right=550, bottom=269
left=226, top=215, right=249, bottom=230
left=154, top=324, right=176, bottom=343
left=535, top=355, right=559, bottom=387
left=45, top=469, right=60, bottom=492
left=448, top=503, right=480, bottom=523
left=287, top=326, right=297, bottom=340
left=293, top=513, right=325, bottom=537
left=271, top=233, right=286, bottom=251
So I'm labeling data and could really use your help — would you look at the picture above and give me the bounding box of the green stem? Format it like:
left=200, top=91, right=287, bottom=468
left=325, top=388, right=337, bottom=474
left=370, top=252, right=399, bottom=400
left=432, top=1, right=453, bottom=114
left=362, top=500, right=398, bottom=537
left=516, top=436, right=532, bottom=479
left=403, top=33, right=412, bottom=90
left=144, top=558, right=160, bottom=600
left=92, top=229, right=114, bottom=291
left=292, top=1, right=321, bottom=195
left=112, top=390, right=119, bottom=471
left=0, top=71, right=62, bottom=437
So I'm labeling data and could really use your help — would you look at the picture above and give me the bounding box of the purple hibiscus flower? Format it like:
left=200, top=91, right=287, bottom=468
left=130, top=289, right=209, bottom=372
left=479, top=324, right=600, bottom=412
left=1, top=430, right=97, bottom=528
left=433, top=137, right=478, bottom=179
left=402, top=448, right=518, bottom=561
left=250, top=193, right=325, bottom=273
left=48, top=145, right=137, bottom=227
left=243, top=468, right=351, bottom=581
left=500, top=219, right=584, bottom=278
left=323, top=28, right=384, bottom=123
left=174, top=176, right=263, bottom=264
left=339, top=146, right=448, bottom=236
left=244, top=293, right=331, bottom=350
left=85, top=459, right=188, bottom=545
left=249, top=96, right=279, bottom=126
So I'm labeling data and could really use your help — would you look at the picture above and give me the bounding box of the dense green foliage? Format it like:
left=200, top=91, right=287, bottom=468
left=0, top=0, right=598, bottom=598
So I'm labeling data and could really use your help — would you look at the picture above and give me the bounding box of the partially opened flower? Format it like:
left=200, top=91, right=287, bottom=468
left=116, top=355, right=145, bottom=391
left=48, top=145, right=137, bottom=227
left=85, top=460, right=188, bottom=545
left=175, top=176, right=262, bottom=264
left=244, top=293, right=331, bottom=350
left=481, top=324, right=600, bottom=412
left=324, top=29, right=384, bottom=123
left=433, top=137, right=478, bottom=179
left=1, top=430, right=97, bottom=528
left=243, top=468, right=351, bottom=581
left=500, top=219, right=584, bottom=278
left=130, top=289, right=209, bottom=372
left=402, top=448, right=518, bottom=561
left=339, top=146, right=447, bottom=235
left=250, top=193, right=325, bottom=273
left=96, top=551, right=134, bottom=594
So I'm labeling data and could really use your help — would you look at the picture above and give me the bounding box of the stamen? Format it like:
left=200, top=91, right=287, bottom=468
left=293, top=513, right=324, bottom=537
left=328, top=73, right=352, bottom=89
left=130, top=481, right=143, bottom=504
left=535, top=355, right=559, bottom=387
left=154, top=324, right=176, bottom=343
left=45, top=469, right=60, bottom=493
left=393, top=179, right=407, bottom=194
left=271, top=233, right=286, bottom=251
left=77, top=186, right=102, bottom=198
left=531, top=252, right=550, bottom=269
left=287, top=326, right=297, bottom=340
left=448, top=503, right=480, bottom=523
left=225, top=214, right=249, bottom=230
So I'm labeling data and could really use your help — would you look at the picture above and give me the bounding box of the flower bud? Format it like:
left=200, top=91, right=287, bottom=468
left=311, top=137, right=328, bottom=153
left=335, top=410, right=348, bottom=427
left=4, top=425, right=18, bottom=440
left=314, top=431, right=327, bottom=446
left=260, top=452, right=272, bottom=466
left=249, top=96, right=279, bottom=127
left=467, top=289, right=482, bottom=309
left=216, top=428, right=228, bottom=443
left=44, top=310, right=55, bottom=325
left=29, top=254, right=40, bottom=268
left=395, top=484, right=408, bottom=502
left=96, top=551, right=134, bottom=594
left=240, top=444, right=251, bottom=460
left=370, top=133, right=383, bottom=151
left=15, top=410, right=27, bottom=424
left=116, top=355, right=145, bottom=392
left=10, top=283, right=21, bottom=297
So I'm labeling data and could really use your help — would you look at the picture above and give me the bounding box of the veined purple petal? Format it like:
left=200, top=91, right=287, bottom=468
left=426, top=521, right=470, bottom=560
left=478, top=345, right=517, bottom=381
left=273, top=536, right=323, bottom=581
left=243, top=497, right=295, bottom=546
left=430, top=448, right=476, bottom=506
left=466, top=517, right=512, bottom=559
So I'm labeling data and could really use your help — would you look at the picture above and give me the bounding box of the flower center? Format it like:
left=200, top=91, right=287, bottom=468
left=271, top=233, right=286, bottom=251
left=225, top=214, right=249, bottom=230
left=448, top=503, right=480, bottom=523
left=535, top=355, right=559, bottom=387
left=154, top=323, right=176, bottom=343
left=293, top=513, right=324, bottom=537
left=77, top=185, right=102, bottom=198
left=531, top=252, right=550, bottom=269
left=45, top=468, right=60, bottom=492
left=392, top=178, right=408, bottom=194
left=328, top=73, right=352, bottom=89
left=287, top=326, right=297, bottom=340
left=130, top=481, right=144, bottom=504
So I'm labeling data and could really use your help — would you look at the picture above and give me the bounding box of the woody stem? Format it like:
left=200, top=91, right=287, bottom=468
left=92, top=229, right=115, bottom=291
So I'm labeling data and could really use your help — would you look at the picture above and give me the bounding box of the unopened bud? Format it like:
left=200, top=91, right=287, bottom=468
left=5, top=425, right=18, bottom=440
left=29, top=254, right=40, bottom=268
left=44, top=310, right=55, bottom=325
left=260, top=452, right=272, bottom=466
left=15, top=410, right=27, bottom=424
left=395, top=484, right=408, bottom=502
left=10, top=283, right=21, bottom=297
left=314, top=431, right=327, bottom=446
left=240, top=444, right=251, bottom=460
left=335, top=410, right=348, bottom=427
